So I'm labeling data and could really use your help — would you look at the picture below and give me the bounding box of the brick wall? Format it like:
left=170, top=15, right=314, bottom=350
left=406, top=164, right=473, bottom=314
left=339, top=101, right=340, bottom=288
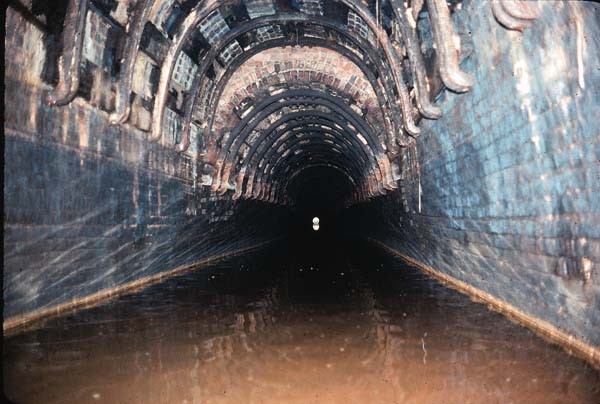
left=213, top=46, right=384, bottom=137
left=5, top=0, right=600, bottom=350
left=353, top=0, right=600, bottom=346
left=3, top=7, right=286, bottom=320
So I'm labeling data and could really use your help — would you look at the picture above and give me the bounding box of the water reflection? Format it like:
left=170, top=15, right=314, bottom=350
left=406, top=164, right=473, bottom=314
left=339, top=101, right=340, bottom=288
left=4, top=242, right=599, bottom=403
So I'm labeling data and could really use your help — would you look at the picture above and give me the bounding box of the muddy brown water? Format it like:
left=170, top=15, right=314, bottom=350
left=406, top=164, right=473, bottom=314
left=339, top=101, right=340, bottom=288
left=4, top=240, right=600, bottom=403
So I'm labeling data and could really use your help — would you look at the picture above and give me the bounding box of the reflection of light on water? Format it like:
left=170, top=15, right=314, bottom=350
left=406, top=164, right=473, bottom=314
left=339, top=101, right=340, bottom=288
left=4, top=250, right=599, bottom=403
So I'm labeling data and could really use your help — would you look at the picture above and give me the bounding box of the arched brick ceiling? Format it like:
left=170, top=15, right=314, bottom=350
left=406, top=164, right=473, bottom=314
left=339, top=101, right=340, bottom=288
left=44, top=0, right=538, bottom=205
left=214, top=47, right=386, bottom=140
left=204, top=46, right=394, bottom=203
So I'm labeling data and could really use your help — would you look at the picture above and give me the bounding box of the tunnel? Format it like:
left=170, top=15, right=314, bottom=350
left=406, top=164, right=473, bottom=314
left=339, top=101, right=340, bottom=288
left=3, top=0, right=600, bottom=402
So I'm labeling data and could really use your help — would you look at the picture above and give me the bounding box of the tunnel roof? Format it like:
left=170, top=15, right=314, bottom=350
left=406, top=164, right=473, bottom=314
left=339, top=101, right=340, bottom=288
left=39, top=0, right=537, bottom=205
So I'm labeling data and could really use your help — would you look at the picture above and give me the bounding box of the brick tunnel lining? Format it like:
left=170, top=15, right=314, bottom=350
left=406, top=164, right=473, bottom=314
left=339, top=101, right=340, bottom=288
left=3, top=0, right=600, bottom=365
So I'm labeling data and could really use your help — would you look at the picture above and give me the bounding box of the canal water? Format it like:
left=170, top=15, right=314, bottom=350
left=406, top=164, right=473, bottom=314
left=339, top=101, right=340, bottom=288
left=4, top=239, right=600, bottom=403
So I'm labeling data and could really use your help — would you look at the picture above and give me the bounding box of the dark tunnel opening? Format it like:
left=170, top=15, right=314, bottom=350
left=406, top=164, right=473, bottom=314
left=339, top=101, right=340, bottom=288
left=286, top=166, right=354, bottom=237
left=4, top=0, right=600, bottom=402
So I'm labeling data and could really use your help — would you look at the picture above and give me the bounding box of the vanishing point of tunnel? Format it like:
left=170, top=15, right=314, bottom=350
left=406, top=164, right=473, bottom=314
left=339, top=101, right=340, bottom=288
left=3, top=0, right=600, bottom=403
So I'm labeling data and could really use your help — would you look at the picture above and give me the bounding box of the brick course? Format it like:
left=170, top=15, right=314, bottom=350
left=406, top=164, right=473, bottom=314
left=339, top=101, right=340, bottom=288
left=354, top=0, right=600, bottom=346
left=3, top=7, right=286, bottom=319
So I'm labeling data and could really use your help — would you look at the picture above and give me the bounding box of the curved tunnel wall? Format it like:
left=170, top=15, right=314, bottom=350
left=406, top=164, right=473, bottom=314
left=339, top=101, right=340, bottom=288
left=3, top=0, right=600, bottom=361
left=352, top=1, right=600, bottom=348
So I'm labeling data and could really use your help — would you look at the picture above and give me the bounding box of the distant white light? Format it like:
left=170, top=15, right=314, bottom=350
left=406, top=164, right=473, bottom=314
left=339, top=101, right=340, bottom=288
left=312, top=217, right=320, bottom=231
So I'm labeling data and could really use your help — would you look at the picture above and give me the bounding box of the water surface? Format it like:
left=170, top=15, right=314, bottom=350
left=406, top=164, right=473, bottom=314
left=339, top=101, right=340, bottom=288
left=4, top=240, right=599, bottom=403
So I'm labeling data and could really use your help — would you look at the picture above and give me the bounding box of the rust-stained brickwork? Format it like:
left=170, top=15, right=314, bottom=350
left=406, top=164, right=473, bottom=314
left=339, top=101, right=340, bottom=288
left=3, top=0, right=600, bottom=367
left=352, top=0, right=600, bottom=349
left=4, top=5, right=286, bottom=321
left=214, top=46, right=384, bottom=136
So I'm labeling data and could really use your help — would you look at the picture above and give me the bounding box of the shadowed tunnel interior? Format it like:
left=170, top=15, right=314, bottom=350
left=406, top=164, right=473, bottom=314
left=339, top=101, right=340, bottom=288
left=286, top=166, right=354, bottom=236
left=3, top=0, right=600, bottom=402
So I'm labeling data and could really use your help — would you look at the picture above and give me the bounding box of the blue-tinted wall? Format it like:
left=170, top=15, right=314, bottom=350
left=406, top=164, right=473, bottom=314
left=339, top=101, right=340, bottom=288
left=3, top=7, right=286, bottom=320
left=355, top=1, right=600, bottom=346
